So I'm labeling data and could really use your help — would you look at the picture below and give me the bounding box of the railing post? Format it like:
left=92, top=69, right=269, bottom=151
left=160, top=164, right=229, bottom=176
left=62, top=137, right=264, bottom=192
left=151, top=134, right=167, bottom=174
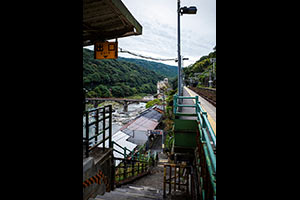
left=132, top=161, right=134, bottom=177
left=173, top=94, right=177, bottom=114
left=174, top=165, right=177, bottom=192
left=124, top=161, right=127, bottom=180
left=103, top=107, right=106, bottom=151
left=95, top=109, right=99, bottom=145
left=124, top=147, right=127, bottom=159
left=163, top=165, right=166, bottom=198
left=85, top=112, right=89, bottom=158
left=109, top=105, right=112, bottom=148
left=195, top=96, right=199, bottom=113
left=186, top=167, right=189, bottom=195
left=202, top=112, right=207, bottom=129
left=178, top=165, right=181, bottom=190
left=169, top=165, right=172, bottom=195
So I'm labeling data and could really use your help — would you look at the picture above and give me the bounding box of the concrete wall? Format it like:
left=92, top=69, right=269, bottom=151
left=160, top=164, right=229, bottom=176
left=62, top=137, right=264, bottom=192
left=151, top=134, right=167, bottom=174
left=83, top=148, right=115, bottom=200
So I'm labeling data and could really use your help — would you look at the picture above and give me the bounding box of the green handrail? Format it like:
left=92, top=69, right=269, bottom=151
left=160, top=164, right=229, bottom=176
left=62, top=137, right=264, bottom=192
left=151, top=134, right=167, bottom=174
left=173, top=94, right=216, bottom=197
left=113, top=141, right=157, bottom=185
left=112, top=141, right=156, bottom=163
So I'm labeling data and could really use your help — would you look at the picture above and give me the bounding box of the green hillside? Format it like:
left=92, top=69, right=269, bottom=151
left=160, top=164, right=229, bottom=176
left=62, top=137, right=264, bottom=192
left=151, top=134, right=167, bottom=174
left=83, top=48, right=165, bottom=98
left=117, top=57, right=178, bottom=79
left=183, top=47, right=216, bottom=88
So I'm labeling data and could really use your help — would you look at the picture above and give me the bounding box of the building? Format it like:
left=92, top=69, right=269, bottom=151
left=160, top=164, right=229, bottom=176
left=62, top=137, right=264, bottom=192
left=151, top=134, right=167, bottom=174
left=157, top=78, right=169, bottom=97
left=105, top=105, right=163, bottom=166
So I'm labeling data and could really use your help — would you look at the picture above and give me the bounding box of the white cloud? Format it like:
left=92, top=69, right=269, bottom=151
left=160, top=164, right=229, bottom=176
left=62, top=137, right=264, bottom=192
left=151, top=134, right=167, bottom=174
left=119, top=0, right=216, bottom=66
left=85, top=0, right=216, bottom=67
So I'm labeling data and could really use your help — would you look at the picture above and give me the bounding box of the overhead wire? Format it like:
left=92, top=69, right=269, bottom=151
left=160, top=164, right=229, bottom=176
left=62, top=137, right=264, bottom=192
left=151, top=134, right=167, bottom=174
left=118, top=47, right=177, bottom=62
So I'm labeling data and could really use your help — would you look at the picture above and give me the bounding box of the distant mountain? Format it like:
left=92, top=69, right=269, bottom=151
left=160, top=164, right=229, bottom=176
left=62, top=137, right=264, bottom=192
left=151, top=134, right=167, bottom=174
left=117, top=57, right=178, bottom=79
left=83, top=48, right=165, bottom=98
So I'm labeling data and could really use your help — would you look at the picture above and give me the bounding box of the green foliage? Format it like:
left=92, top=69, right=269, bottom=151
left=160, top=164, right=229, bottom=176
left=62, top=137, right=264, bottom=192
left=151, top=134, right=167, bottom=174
left=183, top=46, right=216, bottom=87
left=94, top=85, right=111, bottom=97
left=146, top=99, right=162, bottom=108
left=83, top=48, right=165, bottom=98
left=86, top=90, right=97, bottom=98
left=111, top=86, right=124, bottom=97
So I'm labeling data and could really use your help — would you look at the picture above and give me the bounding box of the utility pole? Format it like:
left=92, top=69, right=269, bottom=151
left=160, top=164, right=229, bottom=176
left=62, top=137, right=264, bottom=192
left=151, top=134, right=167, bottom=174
left=177, top=0, right=197, bottom=96
left=209, top=58, right=216, bottom=87
left=177, top=0, right=182, bottom=97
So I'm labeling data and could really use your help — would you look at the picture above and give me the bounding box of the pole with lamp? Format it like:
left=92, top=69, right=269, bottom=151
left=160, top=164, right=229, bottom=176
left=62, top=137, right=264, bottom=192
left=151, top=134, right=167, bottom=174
left=177, top=0, right=197, bottom=98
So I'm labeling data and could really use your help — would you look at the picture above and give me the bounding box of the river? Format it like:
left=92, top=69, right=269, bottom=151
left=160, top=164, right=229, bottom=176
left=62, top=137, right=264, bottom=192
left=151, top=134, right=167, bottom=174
left=111, top=102, right=147, bottom=134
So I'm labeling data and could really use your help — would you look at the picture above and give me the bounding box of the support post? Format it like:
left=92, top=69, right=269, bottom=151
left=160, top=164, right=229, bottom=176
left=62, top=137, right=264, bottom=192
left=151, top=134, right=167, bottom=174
left=85, top=112, right=89, bottom=158
left=103, top=107, right=106, bottom=151
left=163, top=165, right=166, bottom=198
left=123, top=101, right=128, bottom=112
left=109, top=105, right=112, bottom=148
left=169, top=166, right=172, bottom=195
left=95, top=109, right=99, bottom=144
left=174, top=166, right=177, bottom=192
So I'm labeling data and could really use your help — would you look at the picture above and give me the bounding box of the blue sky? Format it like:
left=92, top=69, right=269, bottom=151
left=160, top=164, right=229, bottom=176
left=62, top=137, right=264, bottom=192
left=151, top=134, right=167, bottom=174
left=85, top=0, right=216, bottom=67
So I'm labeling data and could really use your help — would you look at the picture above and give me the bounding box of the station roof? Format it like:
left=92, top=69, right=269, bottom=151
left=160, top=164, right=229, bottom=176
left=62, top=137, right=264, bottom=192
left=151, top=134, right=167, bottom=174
left=83, top=0, right=142, bottom=46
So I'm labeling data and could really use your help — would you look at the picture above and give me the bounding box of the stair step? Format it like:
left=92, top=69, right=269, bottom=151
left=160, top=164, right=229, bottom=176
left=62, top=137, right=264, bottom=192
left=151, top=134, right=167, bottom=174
left=95, top=192, right=161, bottom=200
left=94, top=185, right=163, bottom=200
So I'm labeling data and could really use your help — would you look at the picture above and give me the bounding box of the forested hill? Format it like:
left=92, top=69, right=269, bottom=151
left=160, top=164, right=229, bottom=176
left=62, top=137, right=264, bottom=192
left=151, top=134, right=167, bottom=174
left=117, top=57, right=177, bottom=79
left=183, top=46, right=216, bottom=88
left=83, top=48, right=165, bottom=98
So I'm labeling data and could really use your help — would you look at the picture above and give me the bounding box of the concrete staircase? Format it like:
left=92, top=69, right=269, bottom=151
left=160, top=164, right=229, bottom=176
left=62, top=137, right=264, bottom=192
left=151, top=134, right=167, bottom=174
left=90, top=184, right=163, bottom=200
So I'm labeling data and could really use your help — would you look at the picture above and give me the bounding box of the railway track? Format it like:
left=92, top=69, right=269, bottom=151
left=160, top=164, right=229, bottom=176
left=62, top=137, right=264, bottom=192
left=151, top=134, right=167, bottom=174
left=189, top=87, right=216, bottom=107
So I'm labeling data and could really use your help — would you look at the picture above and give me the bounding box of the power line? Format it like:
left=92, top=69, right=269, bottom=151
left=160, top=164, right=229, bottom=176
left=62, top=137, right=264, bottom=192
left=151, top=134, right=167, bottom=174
left=118, top=47, right=177, bottom=62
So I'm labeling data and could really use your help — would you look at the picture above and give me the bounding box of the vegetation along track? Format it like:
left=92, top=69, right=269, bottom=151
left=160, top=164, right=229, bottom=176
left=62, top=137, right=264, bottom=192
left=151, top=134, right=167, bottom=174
left=189, top=87, right=216, bottom=107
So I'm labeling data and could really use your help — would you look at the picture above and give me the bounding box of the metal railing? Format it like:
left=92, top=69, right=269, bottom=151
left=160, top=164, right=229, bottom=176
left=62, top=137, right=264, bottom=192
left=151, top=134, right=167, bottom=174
left=112, top=141, right=157, bottom=185
left=83, top=105, right=112, bottom=158
left=163, top=163, right=192, bottom=198
left=83, top=105, right=158, bottom=188
left=173, top=94, right=216, bottom=200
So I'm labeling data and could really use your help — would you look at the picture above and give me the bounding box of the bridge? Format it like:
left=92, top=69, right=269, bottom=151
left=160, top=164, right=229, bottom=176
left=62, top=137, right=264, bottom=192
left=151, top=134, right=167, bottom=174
left=86, top=97, right=151, bottom=112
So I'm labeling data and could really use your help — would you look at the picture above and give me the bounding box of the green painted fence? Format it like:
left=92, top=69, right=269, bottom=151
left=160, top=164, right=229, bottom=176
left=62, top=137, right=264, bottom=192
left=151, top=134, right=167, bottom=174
left=173, top=94, right=216, bottom=200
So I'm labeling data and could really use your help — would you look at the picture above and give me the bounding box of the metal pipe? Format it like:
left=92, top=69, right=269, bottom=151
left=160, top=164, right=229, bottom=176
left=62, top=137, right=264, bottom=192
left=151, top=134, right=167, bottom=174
left=202, top=128, right=216, bottom=173
left=203, top=116, right=216, bottom=146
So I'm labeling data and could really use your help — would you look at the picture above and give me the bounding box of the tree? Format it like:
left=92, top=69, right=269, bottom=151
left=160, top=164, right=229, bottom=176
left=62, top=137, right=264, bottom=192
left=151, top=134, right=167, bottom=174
left=111, top=86, right=124, bottom=97
left=146, top=99, right=162, bottom=108
left=93, top=85, right=111, bottom=97
left=86, top=91, right=97, bottom=98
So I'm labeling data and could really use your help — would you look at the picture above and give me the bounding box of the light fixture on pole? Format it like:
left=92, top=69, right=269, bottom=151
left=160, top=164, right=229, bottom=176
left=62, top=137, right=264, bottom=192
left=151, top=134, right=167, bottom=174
left=177, top=0, right=197, bottom=98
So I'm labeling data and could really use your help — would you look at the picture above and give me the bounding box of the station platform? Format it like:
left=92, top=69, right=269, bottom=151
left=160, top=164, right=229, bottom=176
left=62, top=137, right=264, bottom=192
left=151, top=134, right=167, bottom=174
left=182, top=86, right=216, bottom=134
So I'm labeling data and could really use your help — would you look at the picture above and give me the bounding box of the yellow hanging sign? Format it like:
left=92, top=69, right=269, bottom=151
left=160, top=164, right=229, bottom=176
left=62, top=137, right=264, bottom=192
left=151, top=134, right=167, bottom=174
left=94, top=41, right=118, bottom=59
